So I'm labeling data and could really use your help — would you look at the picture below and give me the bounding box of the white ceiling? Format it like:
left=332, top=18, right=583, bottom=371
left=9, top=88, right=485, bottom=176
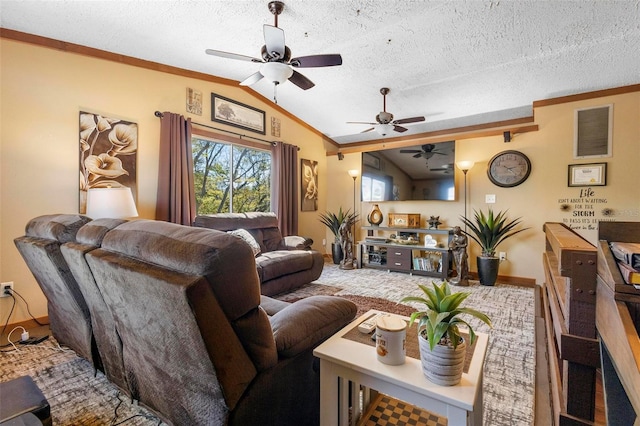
left=2, top=0, right=639, bottom=145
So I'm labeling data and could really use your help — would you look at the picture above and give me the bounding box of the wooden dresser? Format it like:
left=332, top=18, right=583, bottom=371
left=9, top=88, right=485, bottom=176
left=595, top=222, right=640, bottom=426
left=542, top=222, right=600, bottom=425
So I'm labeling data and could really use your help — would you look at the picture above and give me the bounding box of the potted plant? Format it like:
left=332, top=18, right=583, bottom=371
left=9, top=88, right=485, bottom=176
left=400, top=280, right=492, bottom=386
left=460, top=208, right=529, bottom=286
left=319, top=207, right=357, bottom=264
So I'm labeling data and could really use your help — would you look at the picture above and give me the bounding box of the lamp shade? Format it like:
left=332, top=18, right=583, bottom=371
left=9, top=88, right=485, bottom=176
left=348, top=169, right=359, bottom=178
left=86, top=187, right=139, bottom=219
left=456, top=160, right=475, bottom=172
left=375, top=123, right=395, bottom=136
left=260, top=62, right=293, bottom=84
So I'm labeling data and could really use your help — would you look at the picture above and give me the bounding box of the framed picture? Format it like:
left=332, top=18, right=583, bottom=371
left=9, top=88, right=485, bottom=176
left=301, top=159, right=318, bottom=211
left=211, top=93, right=266, bottom=134
left=186, top=88, right=202, bottom=115
left=568, top=162, right=607, bottom=187
left=271, top=117, right=281, bottom=137
left=363, top=152, right=380, bottom=170
left=79, top=111, right=138, bottom=213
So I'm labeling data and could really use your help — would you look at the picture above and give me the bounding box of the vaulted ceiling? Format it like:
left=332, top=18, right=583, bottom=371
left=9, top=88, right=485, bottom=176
left=2, top=0, right=639, bottom=145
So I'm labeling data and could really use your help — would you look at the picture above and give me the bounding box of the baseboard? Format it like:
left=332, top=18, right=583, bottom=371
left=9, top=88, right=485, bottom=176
left=467, top=272, right=536, bottom=287
left=5, top=316, right=49, bottom=331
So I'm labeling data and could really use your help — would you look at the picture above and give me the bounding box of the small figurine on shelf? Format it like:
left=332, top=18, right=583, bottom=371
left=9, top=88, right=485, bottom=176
left=428, top=216, right=442, bottom=229
left=449, top=226, right=469, bottom=286
left=424, top=235, right=437, bottom=247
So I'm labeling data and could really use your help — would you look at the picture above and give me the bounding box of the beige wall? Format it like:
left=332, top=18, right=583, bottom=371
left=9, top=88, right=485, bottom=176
left=327, top=92, right=640, bottom=284
left=2, top=37, right=638, bottom=324
left=0, top=38, right=328, bottom=322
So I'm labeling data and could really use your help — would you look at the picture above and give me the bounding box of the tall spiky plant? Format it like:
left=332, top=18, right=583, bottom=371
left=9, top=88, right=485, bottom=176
left=400, top=281, right=492, bottom=350
left=460, top=208, right=529, bottom=257
left=318, top=207, right=357, bottom=243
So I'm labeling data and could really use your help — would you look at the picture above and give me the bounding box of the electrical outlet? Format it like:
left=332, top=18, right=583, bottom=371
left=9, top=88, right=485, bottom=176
left=499, top=252, right=507, bottom=261
left=1, top=282, right=14, bottom=298
left=322, top=238, right=327, bottom=247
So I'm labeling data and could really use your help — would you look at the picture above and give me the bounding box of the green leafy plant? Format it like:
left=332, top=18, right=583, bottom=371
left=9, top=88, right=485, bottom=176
left=460, top=208, right=529, bottom=257
left=319, top=207, right=357, bottom=243
left=400, top=281, right=492, bottom=350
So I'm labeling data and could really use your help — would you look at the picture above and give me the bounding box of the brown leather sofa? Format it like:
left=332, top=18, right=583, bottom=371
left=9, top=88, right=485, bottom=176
left=17, top=215, right=357, bottom=425
left=194, top=212, right=324, bottom=296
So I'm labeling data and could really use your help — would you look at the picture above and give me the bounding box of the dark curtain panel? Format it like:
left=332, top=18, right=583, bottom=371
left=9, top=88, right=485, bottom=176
left=156, top=112, right=196, bottom=225
left=271, top=142, right=298, bottom=236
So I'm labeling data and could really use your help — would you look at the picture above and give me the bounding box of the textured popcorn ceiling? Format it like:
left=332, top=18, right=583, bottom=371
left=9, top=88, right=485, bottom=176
left=1, top=0, right=639, bottom=144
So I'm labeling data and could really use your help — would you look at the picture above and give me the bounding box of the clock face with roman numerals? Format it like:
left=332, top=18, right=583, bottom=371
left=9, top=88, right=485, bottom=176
left=487, top=150, right=531, bottom=187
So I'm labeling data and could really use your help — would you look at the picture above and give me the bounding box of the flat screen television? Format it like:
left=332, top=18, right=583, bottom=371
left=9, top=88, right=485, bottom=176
left=360, top=141, right=456, bottom=202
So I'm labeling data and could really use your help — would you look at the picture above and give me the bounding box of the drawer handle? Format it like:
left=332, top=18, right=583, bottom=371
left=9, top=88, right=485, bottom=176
left=394, top=252, right=402, bottom=255
left=395, top=262, right=402, bottom=266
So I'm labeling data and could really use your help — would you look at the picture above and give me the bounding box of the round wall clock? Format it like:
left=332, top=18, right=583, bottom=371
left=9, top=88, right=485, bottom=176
left=487, top=150, right=531, bottom=187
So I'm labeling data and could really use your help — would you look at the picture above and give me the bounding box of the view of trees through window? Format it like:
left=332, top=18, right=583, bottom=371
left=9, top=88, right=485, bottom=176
left=192, top=137, right=271, bottom=214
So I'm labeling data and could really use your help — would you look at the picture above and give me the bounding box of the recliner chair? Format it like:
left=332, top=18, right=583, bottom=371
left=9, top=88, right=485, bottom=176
left=60, top=218, right=132, bottom=397
left=14, top=214, right=99, bottom=368
left=84, top=219, right=357, bottom=425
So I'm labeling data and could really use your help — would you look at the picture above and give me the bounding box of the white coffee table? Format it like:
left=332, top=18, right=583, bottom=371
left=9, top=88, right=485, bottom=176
left=313, top=310, right=488, bottom=426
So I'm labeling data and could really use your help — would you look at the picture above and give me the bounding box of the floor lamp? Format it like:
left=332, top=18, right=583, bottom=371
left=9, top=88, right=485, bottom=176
left=347, top=169, right=359, bottom=269
left=456, top=161, right=475, bottom=231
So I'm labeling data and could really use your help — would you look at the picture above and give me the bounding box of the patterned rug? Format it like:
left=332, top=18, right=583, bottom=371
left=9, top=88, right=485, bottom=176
left=0, top=262, right=535, bottom=425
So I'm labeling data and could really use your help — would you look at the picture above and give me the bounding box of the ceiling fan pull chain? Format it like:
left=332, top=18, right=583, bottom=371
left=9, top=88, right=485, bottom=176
left=273, top=82, right=278, bottom=104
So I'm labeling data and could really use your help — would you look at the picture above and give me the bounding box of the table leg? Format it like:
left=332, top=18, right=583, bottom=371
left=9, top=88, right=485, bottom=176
left=319, top=359, right=338, bottom=426
left=447, top=405, right=468, bottom=426
left=471, top=374, right=483, bottom=425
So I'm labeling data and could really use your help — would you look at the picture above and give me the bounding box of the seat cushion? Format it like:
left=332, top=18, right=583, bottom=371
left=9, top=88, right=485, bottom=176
left=256, top=251, right=313, bottom=283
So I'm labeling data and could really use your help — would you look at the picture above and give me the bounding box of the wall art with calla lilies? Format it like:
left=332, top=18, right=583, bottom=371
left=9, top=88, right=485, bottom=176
left=78, top=111, right=138, bottom=213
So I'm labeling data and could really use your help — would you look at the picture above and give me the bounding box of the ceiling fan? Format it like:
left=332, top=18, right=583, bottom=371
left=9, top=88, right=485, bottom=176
left=205, top=1, right=342, bottom=102
left=400, top=144, right=447, bottom=159
left=347, top=88, right=426, bottom=136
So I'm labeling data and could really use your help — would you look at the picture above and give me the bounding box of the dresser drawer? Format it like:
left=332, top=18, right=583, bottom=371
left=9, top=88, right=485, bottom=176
left=388, top=248, right=412, bottom=271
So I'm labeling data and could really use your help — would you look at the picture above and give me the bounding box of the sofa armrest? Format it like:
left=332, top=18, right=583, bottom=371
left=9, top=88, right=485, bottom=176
left=270, top=296, right=357, bottom=358
left=283, top=235, right=314, bottom=250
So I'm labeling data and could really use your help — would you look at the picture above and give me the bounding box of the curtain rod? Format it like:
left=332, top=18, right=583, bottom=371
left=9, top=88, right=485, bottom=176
left=154, top=111, right=276, bottom=146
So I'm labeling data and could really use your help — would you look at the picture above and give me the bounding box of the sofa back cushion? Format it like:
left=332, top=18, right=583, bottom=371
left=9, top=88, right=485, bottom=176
left=194, top=212, right=284, bottom=252
left=60, top=218, right=130, bottom=396
left=87, top=220, right=277, bottom=417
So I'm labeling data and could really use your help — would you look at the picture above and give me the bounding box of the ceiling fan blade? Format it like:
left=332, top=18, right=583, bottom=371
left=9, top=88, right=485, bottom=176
left=393, top=125, right=408, bottom=133
left=264, top=25, right=286, bottom=59
left=361, top=127, right=375, bottom=133
left=239, top=71, right=264, bottom=86
left=288, top=70, right=315, bottom=90
left=399, top=149, right=421, bottom=153
left=347, top=121, right=377, bottom=125
left=393, top=116, right=426, bottom=125
left=413, top=153, right=422, bottom=158
left=205, top=49, right=263, bottom=63
left=290, top=54, right=343, bottom=68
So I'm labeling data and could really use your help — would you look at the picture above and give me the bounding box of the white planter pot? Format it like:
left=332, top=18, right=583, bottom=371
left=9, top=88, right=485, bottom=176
left=418, top=333, right=466, bottom=386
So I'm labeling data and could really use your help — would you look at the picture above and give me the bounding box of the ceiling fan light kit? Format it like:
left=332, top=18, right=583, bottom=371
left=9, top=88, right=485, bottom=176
left=347, top=87, right=426, bottom=136
left=205, top=1, right=342, bottom=102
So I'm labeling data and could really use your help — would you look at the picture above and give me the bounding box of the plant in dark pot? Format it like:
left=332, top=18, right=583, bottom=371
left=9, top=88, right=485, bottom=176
left=400, top=280, right=492, bottom=386
left=319, top=207, right=357, bottom=265
left=460, top=209, right=529, bottom=286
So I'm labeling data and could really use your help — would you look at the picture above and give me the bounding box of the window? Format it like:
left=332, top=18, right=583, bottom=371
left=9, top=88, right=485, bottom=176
left=192, top=136, right=271, bottom=214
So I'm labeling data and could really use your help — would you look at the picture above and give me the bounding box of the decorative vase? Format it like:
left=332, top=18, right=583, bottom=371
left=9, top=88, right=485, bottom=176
left=477, top=256, right=500, bottom=286
left=331, top=243, right=343, bottom=265
left=367, top=204, right=383, bottom=226
left=418, top=333, right=466, bottom=386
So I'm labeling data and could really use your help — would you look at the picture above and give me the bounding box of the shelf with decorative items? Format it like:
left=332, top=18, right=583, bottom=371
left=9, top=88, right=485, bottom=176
left=357, top=226, right=453, bottom=279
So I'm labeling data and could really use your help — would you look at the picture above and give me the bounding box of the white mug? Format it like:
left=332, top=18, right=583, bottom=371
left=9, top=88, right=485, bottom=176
left=375, top=315, right=407, bottom=365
